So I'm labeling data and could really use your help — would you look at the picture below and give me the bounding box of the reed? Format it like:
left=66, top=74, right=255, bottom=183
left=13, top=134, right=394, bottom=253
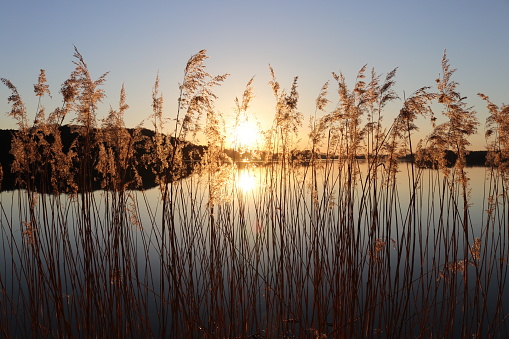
left=0, top=48, right=507, bottom=338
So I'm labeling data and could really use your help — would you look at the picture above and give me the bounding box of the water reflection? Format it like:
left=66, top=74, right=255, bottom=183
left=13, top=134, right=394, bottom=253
left=236, top=169, right=258, bottom=193
left=1, top=163, right=508, bottom=337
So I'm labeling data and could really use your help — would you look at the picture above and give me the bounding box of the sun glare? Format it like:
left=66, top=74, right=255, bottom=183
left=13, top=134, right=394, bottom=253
left=232, top=120, right=260, bottom=150
left=237, top=170, right=257, bottom=192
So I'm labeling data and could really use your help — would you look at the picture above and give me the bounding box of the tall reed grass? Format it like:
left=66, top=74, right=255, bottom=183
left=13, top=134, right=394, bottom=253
left=0, top=48, right=508, bottom=337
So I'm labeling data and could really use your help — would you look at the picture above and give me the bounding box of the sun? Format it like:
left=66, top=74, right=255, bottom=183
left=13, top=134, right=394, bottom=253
left=232, top=120, right=260, bottom=150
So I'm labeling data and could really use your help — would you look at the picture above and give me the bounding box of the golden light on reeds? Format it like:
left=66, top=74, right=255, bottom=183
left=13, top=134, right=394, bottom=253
left=1, top=48, right=509, bottom=338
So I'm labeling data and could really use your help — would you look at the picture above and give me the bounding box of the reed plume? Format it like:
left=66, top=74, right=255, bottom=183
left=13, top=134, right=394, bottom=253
left=0, top=48, right=508, bottom=338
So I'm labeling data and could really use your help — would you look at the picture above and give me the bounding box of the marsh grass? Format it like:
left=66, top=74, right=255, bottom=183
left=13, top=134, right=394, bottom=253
left=1, top=49, right=508, bottom=338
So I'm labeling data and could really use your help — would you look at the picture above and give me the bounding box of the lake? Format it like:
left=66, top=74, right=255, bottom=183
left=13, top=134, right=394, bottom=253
left=1, top=160, right=507, bottom=337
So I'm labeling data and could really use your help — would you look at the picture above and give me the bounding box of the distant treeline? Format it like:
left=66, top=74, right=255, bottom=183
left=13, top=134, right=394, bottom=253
left=0, top=126, right=206, bottom=192
left=291, top=149, right=490, bottom=167
left=400, top=150, right=489, bottom=168
left=0, top=126, right=493, bottom=192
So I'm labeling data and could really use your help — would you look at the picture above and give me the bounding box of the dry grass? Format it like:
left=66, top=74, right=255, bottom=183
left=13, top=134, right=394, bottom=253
left=0, top=48, right=508, bottom=338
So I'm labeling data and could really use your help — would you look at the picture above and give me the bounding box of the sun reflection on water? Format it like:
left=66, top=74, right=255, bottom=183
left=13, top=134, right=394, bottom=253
left=236, top=170, right=257, bottom=193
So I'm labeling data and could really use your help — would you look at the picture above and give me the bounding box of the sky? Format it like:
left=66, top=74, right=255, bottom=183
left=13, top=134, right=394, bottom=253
left=1, top=0, right=508, bottom=150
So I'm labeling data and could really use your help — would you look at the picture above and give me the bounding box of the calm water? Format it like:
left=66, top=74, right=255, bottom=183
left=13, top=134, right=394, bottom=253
left=1, top=162, right=508, bottom=337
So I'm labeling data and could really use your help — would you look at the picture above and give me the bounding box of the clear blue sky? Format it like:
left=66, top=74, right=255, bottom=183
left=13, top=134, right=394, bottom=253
left=1, top=0, right=508, bottom=149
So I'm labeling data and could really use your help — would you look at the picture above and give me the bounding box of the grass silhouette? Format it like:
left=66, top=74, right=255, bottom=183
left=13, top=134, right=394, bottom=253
left=0, top=48, right=508, bottom=338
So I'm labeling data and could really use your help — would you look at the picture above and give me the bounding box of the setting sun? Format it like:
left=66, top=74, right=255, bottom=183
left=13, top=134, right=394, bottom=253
left=232, top=120, right=260, bottom=150
left=2, top=0, right=509, bottom=335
